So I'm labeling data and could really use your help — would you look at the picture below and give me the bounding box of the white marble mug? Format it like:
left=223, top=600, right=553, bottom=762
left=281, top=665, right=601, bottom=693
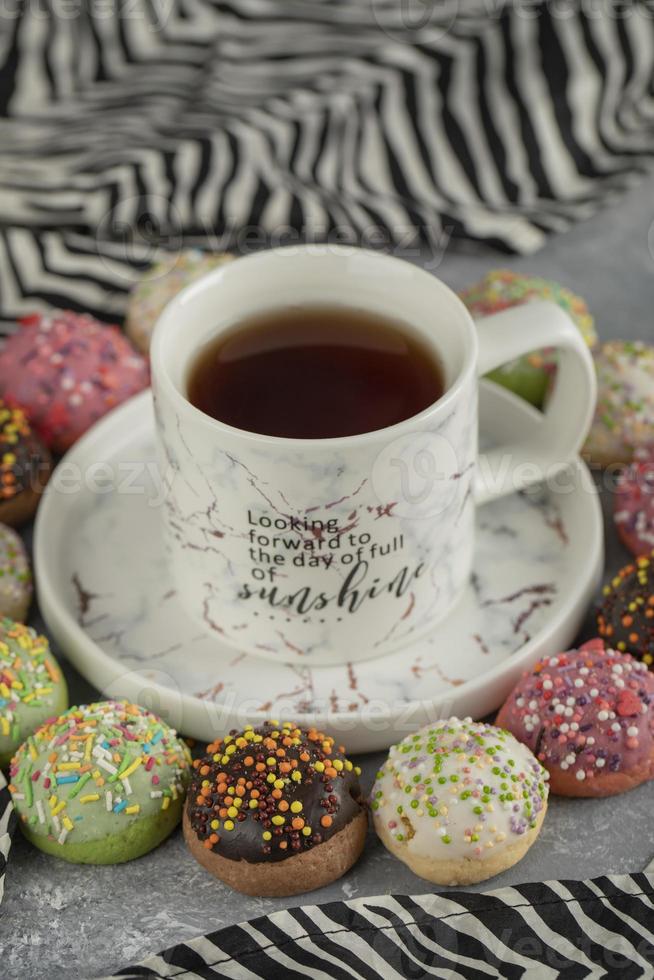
left=150, top=246, right=596, bottom=666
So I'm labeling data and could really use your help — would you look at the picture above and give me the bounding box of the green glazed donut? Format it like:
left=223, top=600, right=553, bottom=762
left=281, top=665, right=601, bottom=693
left=458, top=269, right=597, bottom=408
left=9, top=699, right=192, bottom=863
left=0, top=619, right=68, bottom=768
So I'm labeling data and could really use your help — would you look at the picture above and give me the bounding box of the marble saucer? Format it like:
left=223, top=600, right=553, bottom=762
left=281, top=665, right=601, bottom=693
left=35, top=383, right=603, bottom=753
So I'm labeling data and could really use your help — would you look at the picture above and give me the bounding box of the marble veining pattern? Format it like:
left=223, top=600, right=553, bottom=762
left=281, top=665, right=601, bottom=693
left=60, top=434, right=580, bottom=720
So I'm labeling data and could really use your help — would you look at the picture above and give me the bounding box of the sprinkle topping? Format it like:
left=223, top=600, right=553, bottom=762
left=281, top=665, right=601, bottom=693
left=126, top=250, right=234, bottom=352
left=615, top=451, right=654, bottom=557
left=371, top=717, right=548, bottom=861
left=9, top=699, right=191, bottom=845
left=0, top=619, right=62, bottom=748
left=585, top=341, right=654, bottom=463
left=0, top=402, right=49, bottom=501
left=0, top=525, right=32, bottom=622
left=0, top=312, right=149, bottom=453
left=597, top=553, right=654, bottom=665
left=187, top=721, right=363, bottom=863
left=499, top=639, right=654, bottom=785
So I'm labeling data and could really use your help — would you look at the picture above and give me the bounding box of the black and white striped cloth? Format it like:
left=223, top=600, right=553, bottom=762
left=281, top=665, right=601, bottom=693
left=0, top=771, right=15, bottom=906
left=107, top=874, right=654, bottom=978
left=1, top=0, right=654, bottom=328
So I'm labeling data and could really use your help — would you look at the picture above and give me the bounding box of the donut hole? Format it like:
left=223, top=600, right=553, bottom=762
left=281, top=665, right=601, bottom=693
left=400, top=814, right=415, bottom=840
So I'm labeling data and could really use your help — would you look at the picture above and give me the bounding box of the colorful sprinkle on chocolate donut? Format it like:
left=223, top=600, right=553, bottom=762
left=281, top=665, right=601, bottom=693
left=496, top=639, right=654, bottom=795
left=0, top=402, right=51, bottom=527
left=186, top=721, right=363, bottom=863
left=597, top=553, right=654, bottom=665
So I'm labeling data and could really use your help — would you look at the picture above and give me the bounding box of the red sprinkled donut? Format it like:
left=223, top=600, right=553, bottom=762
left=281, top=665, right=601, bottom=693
left=496, top=639, right=654, bottom=797
left=0, top=311, right=149, bottom=453
left=614, top=448, right=654, bottom=557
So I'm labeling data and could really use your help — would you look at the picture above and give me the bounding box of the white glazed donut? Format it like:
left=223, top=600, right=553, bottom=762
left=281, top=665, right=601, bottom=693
left=371, top=717, right=549, bottom=886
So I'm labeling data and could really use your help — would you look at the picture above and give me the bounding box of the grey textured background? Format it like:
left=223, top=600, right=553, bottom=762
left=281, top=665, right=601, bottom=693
left=2, top=176, right=654, bottom=979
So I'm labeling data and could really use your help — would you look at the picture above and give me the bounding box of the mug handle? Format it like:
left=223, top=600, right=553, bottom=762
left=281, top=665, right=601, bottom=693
left=473, top=301, right=597, bottom=504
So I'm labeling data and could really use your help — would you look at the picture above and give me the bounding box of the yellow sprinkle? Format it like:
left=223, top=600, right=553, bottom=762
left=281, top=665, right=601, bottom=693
left=120, top=757, right=143, bottom=781
left=28, top=742, right=37, bottom=760
left=80, top=794, right=100, bottom=804
left=223, top=819, right=235, bottom=831
left=290, top=801, right=303, bottom=814
left=161, top=796, right=171, bottom=811
left=248, top=799, right=258, bottom=809
left=272, top=815, right=285, bottom=826
left=262, top=831, right=272, bottom=841
left=313, top=761, right=325, bottom=773
left=51, top=800, right=66, bottom=817
left=62, top=816, right=74, bottom=832
left=0, top=683, right=9, bottom=699
left=302, top=826, right=312, bottom=836
left=49, top=795, right=58, bottom=810
left=210, top=819, right=220, bottom=830
left=332, top=759, right=344, bottom=771
left=0, top=718, right=8, bottom=736
left=125, top=804, right=140, bottom=815
left=58, top=762, right=81, bottom=771
left=273, top=779, right=284, bottom=790
left=227, top=806, right=238, bottom=818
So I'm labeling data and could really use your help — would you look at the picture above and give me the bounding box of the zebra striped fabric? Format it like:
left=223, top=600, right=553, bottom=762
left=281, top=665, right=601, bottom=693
left=108, top=873, right=654, bottom=978
left=0, top=770, right=15, bottom=906
left=1, top=1, right=654, bottom=329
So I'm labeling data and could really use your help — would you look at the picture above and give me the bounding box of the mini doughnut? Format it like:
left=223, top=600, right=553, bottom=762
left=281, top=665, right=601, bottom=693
left=496, top=639, right=654, bottom=797
left=0, top=524, right=32, bottom=621
left=597, top=553, right=654, bottom=666
left=371, top=717, right=548, bottom=886
left=9, top=699, right=191, bottom=863
left=584, top=341, right=654, bottom=468
left=459, top=269, right=596, bottom=408
left=0, top=311, right=150, bottom=453
left=0, top=403, right=51, bottom=527
left=614, top=448, right=654, bottom=556
left=125, top=249, right=234, bottom=353
left=0, top=620, right=67, bottom=768
left=183, top=721, right=366, bottom=897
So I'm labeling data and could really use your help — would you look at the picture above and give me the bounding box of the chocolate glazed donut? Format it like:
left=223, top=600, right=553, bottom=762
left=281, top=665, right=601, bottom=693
left=183, top=721, right=367, bottom=896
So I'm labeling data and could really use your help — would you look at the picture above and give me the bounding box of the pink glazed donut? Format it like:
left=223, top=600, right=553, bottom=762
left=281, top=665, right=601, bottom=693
left=0, top=311, right=149, bottom=453
left=496, top=639, right=654, bottom=797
